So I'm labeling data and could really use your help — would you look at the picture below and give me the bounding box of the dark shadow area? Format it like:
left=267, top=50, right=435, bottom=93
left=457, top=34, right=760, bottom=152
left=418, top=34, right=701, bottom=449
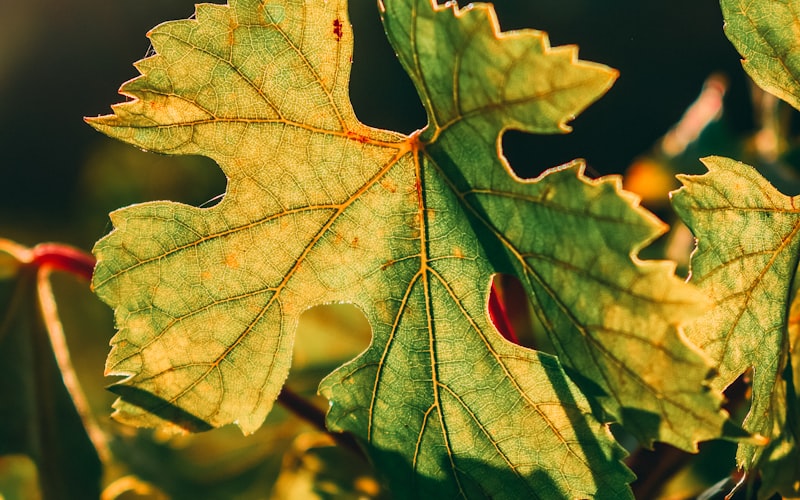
left=541, top=354, right=634, bottom=498
left=360, top=439, right=577, bottom=499
left=349, top=359, right=635, bottom=498
left=618, top=406, right=668, bottom=450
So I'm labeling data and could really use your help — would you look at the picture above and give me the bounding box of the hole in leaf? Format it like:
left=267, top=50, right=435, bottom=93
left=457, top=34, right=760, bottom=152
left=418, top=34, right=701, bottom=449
left=488, top=274, right=552, bottom=353
left=293, top=303, right=372, bottom=388
left=722, top=368, right=752, bottom=422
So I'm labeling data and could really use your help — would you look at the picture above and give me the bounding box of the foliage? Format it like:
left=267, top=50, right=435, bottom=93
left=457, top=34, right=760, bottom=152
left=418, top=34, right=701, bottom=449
left=4, top=0, right=800, bottom=498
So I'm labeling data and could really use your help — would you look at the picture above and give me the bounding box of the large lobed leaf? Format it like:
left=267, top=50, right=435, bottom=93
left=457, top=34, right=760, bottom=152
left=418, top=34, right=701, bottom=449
left=376, top=0, right=732, bottom=452
left=720, top=0, right=800, bottom=111
left=672, top=156, right=800, bottom=494
left=89, top=0, right=733, bottom=495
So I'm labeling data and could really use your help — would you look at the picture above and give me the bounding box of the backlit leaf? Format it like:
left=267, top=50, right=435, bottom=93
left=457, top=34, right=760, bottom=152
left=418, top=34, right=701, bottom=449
left=672, top=156, right=799, bottom=470
left=755, top=273, right=800, bottom=499
left=88, top=0, right=735, bottom=495
left=720, top=0, right=800, bottom=111
left=376, top=0, right=731, bottom=451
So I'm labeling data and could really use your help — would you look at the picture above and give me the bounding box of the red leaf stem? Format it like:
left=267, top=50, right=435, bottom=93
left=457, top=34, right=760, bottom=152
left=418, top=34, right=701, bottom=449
left=31, top=243, right=96, bottom=281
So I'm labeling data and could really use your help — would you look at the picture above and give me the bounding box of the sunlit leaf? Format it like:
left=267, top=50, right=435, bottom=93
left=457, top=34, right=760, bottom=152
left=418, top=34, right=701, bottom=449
left=672, top=156, right=799, bottom=470
left=88, top=0, right=737, bottom=495
left=756, top=279, right=800, bottom=499
left=720, top=0, right=800, bottom=111
left=0, top=455, right=41, bottom=500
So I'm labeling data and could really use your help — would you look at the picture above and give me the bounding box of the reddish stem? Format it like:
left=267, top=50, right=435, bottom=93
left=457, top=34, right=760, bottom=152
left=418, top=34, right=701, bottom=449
left=488, top=281, right=519, bottom=344
left=31, top=244, right=96, bottom=281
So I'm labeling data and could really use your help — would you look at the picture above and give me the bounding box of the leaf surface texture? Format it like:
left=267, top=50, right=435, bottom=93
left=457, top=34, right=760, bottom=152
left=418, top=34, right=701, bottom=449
left=672, top=156, right=800, bottom=488
left=89, top=0, right=734, bottom=495
left=720, top=0, right=800, bottom=111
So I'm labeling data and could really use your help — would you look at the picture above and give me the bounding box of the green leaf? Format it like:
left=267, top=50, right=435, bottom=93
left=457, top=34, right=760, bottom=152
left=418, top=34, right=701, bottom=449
left=88, top=0, right=734, bottom=495
left=720, top=0, right=800, bottom=111
left=672, top=156, right=800, bottom=469
left=377, top=0, right=731, bottom=451
left=0, top=455, right=41, bottom=500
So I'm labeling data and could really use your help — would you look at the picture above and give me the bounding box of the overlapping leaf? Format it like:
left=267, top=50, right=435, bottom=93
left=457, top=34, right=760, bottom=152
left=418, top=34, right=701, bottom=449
left=672, top=156, right=800, bottom=471
left=89, top=0, right=734, bottom=495
left=720, top=0, right=800, bottom=111
left=376, top=0, right=732, bottom=450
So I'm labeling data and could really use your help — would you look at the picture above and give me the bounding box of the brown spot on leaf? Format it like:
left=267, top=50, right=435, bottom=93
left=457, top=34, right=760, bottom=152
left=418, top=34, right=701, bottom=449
left=380, top=178, right=397, bottom=193
left=453, top=247, right=463, bottom=259
left=346, top=131, right=369, bottom=144
left=225, top=253, right=240, bottom=269
left=333, top=18, right=343, bottom=41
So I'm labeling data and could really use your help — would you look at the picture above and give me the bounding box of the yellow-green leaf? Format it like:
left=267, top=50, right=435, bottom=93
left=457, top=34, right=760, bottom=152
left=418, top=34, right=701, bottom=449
left=88, top=0, right=736, bottom=495
left=672, top=156, right=800, bottom=469
left=377, top=0, right=731, bottom=451
left=755, top=272, right=800, bottom=499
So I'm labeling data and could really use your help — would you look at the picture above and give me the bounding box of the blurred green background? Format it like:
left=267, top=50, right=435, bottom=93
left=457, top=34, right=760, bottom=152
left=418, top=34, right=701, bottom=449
left=0, top=0, right=767, bottom=498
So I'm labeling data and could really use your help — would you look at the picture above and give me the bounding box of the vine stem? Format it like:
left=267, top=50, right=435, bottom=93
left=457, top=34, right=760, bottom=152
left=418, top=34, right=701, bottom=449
left=0, top=239, right=365, bottom=460
left=37, top=267, right=113, bottom=465
left=0, top=239, right=111, bottom=464
left=277, top=386, right=366, bottom=459
left=0, top=239, right=96, bottom=282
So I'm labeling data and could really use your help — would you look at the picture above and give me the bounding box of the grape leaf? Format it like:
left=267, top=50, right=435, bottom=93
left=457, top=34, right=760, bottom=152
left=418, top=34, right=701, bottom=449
left=720, top=0, right=800, bottom=111
left=88, top=0, right=732, bottom=495
left=374, top=0, right=731, bottom=451
left=672, top=156, right=800, bottom=472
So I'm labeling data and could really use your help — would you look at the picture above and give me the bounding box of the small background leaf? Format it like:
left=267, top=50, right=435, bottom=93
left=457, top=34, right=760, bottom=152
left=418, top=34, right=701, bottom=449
left=720, top=0, right=800, bottom=111
left=270, top=432, right=383, bottom=500
left=755, top=279, right=800, bottom=499
left=672, top=156, right=800, bottom=469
